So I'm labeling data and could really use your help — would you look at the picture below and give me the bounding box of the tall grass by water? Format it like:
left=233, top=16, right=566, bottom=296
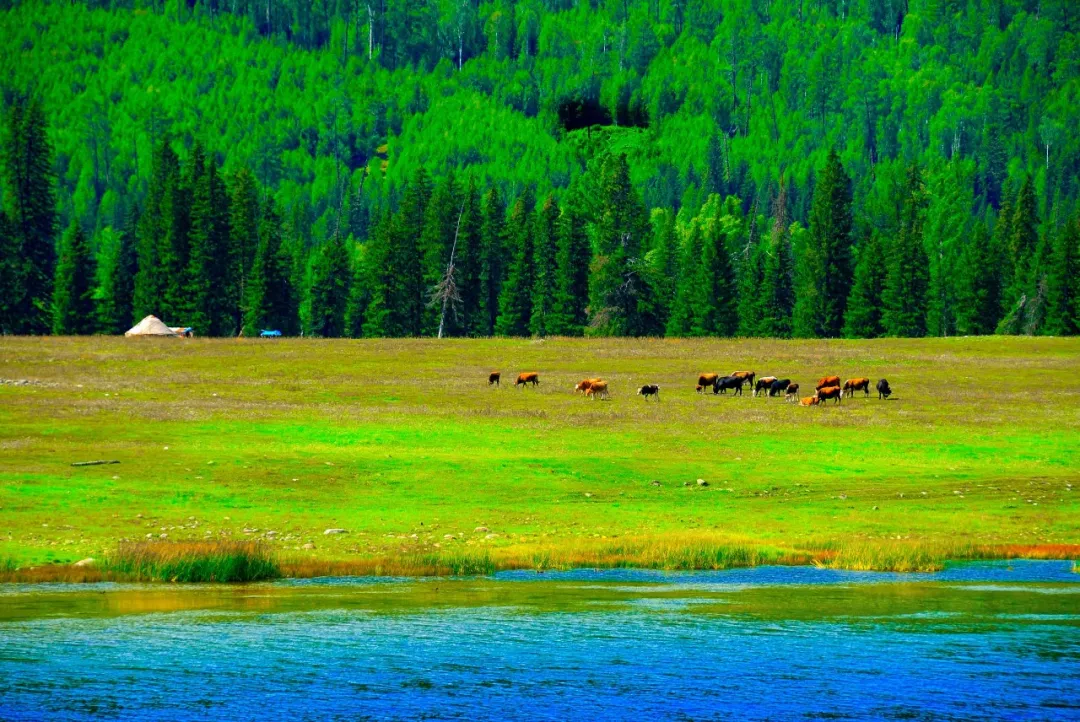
left=104, top=541, right=280, bottom=582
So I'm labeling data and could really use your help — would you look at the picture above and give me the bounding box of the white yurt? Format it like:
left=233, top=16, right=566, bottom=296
left=124, top=315, right=179, bottom=337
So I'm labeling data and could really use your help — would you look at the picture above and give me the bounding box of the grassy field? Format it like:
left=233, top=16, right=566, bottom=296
left=1, top=336, right=1077, bottom=577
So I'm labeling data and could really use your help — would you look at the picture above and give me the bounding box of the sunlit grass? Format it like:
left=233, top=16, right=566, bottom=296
left=103, top=541, right=279, bottom=582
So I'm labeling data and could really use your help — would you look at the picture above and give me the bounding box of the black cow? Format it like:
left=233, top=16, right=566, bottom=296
left=768, top=378, right=791, bottom=397
left=713, top=375, right=744, bottom=396
left=876, top=378, right=892, bottom=400
left=638, top=384, right=660, bottom=401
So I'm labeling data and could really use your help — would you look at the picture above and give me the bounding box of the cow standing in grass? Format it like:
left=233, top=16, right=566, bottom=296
left=843, top=378, right=871, bottom=397
left=489, top=371, right=501, bottom=386
left=713, top=375, right=745, bottom=396
left=730, top=371, right=755, bottom=389
left=575, top=378, right=601, bottom=395
left=816, top=376, right=841, bottom=391
left=816, top=385, right=842, bottom=404
left=638, top=384, right=660, bottom=401
left=586, top=381, right=609, bottom=400
left=769, top=378, right=792, bottom=397
left=697, top=373, right=719, bottom=391
left=754, top=376, right=778, bottom=397
left=516, top=372, right=540, bottom=388
left=877, top=379, right=893, bottom=399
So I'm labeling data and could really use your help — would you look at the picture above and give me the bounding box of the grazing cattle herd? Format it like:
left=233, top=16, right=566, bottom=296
left=489, top=369, right=895, bottom=407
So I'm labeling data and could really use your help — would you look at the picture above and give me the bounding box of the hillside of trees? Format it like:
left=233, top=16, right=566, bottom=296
left=1, top=0, right=1078, bottom=337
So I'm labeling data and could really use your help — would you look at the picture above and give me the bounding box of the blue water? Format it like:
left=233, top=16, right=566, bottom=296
left=2, top=562, right=1079, bottom=721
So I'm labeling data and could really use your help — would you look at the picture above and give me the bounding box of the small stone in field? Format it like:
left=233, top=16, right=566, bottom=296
left=323, top=528, right=348, bottom=535
left=584, top=492, right=593, bottom=497
left=872, top=506, right=879, bottom=510
left=650, top=480, right=661, bottom=487
left=474, top=526, right=489, bottom=533
left=302, top=543, right=316, bottom=550
left=697, top=479, right=708, bottom=487
left=159, top=533, right=167, bottom=539
left=73, top=558, right=95, bottom=567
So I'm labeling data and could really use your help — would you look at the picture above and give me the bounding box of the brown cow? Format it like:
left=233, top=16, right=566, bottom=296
left=816, top=385, right=842, bottom=404
left=843, top=378, right=871, bottom=397
left=799, top=395, right=820, bottom=406
left=574, top=378, right=601, bottom=395
left=515, top=372, right=540, bottom=388
left=785, top=383, right=800, bottom=402
left=816, top=375, right=841, bottom=391
left=730, top=370, right=756, bottom=388
left=696, top=385, right=705, bottom=393
left=697, top=373, right=720, bottom=389
left=489, top=371, right=501, bottom=386
left=585, top=380, right=609, bottom=400
left=754, top=376, right=778, bottom=397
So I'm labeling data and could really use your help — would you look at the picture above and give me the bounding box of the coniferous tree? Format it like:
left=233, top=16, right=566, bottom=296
left=0, top=212, right=19, bottom=334
left=647, top=209, right=679, bottom=328
left=955, top=221, right=1001, bottom=336
left=306, top=232, right=350, bottom=337
left=94, top=206, right=139, bottom=334
left=997, top=179, right=1041, bottom=334
left=1043, top=216, right=1079, bottom=336
left=692, top=211, right=737, bottom=336
left=361, top=210, right=395, bottom=337
left=345, top=245, right=370, bottom=338
left=548, top=202, right=591, bottom=336
left=793, top=149, right=853, bottom=338
left=230, top=168, right=260, bottom=331
left=2, top=95, right=57, bottom=334
left=474, top=187, right=507, bottom=336
left=420, top=172, right=460, bottom=335
left=133, top=140, right=183, bottom=322
left=455, top=177, right=483, bottom=335
left=529, top=194, right=560, bottom=337
left=666, top=222, right=703, bottom=336
left=758, top=225, right=795, bottom=337
left=243, top=199, right=292, bottom=336
left=843, top=231, right=888, bottom=338
left=495, top=192, right=535, bottom=336
left=588, top=153, right=654, bottom=336
left=736, top=205, right=765, bottom=336
left=185, top=148, right=231, bottom=335
left=924, top=161, right=973, bottom=337
left=50, top=221, right=96, bottom=335
left=882, top=165, right=930, bottom=337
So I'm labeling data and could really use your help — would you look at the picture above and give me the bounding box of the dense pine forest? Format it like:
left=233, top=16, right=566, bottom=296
left=0, top=0, right=1077, bottom=337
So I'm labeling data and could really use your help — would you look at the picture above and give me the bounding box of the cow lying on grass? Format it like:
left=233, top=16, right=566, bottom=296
left=637, top=384, right=660, bottom=401
left=713, top=375, right=745, bottom=396
left=799, top=395, right=820, bottom=406
left=877, top=378, right=892, bottom=399
left=516, top=372, right=540, bottom=388
left=816, top=385, right=842, bottom=404
left=844, top=378, right=871, bottom=397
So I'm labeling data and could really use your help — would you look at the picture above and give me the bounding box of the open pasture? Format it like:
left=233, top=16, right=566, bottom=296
left=0, top=335, right=1078, bottom=575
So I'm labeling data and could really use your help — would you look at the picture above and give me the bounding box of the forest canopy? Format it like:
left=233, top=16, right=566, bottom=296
left=0, top=0, right=1077, bottom=338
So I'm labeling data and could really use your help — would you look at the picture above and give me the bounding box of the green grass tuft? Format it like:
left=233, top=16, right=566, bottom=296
left=103, top=541, right=280, bottom=582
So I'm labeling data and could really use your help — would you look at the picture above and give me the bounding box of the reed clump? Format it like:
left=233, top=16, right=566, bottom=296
left=104, top=541, right=280, bottom=582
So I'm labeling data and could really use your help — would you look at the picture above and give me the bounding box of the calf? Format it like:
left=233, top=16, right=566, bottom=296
left=586, top=380, right=609, bottom=400
left=697, top=373, right=720, bottom=390
left=637, top=384, right=660, bottom=401
left=876, top=378, right=892, bottom=400
left=769, top=378, right=791, bottom=397
left=754, top=376, right=778, bottom=397
left=843, top=378, right=871, bottom=397
left=785, top=383, right=800, bottom=402
left=489, top=371, right=501, bottom=386
left=515, top=372, right=540, bottom=388
left=799, top=395, right=820, bottom=406
left=816, top=385, right=842, bottom=404
left=696, top=384, right=705, bottom=393
left=713, top=375, right=744, bottom=396
left=816, top=375, right=841, bottom=391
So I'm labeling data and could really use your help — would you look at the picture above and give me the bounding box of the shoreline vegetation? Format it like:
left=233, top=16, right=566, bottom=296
left=2, top=540, right=1078, bottom=584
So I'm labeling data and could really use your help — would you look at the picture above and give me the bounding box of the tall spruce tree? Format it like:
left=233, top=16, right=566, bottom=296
left=306, top=233, right=351, bottom=337
left=420, top=172, right=461, bottom=335
left=647, top=209, right=679, bottom=328
left=793, top=149, right=853, bottom=338
left=955, top=221, right=1001, bottom=335
left=1043, top=216, right=1079, bottom=336
left=495, top=192, right=535, bottom=336
left=362, top=210, right=395, bottom=337
left=94, top=208, right=139, bottom=334
left=756, top=182, right=795, bottom=337
left=455, top=177, right=483, bottom=335
left=243, top=199, right=292, bottom=336
left=344, top=245, right=370, bottom=338
left=666, top=222, right=703, bottom=336
left=474, top=187, right=507, bottom=336
left=843, top=231, right=888, bottom=338
left=229, top=168, right=260, bottom=332
left=2, top=95, right=57, bottom=334
left=50, top=220, right=96, bottom=335
left=924, top=161, right=974, bottom=337
left=588, top=153, right=655, bottom=336
left=133, top=140, right=183, bottom=322
left=882, top=165, right=931, bottom=337
left=185, top=148, right=232, bottom=335
left=0, top=212, right=20, bottom=334
left=529, top=194, right=560, bottom=337
left=548, top=202, right=591, bottom=336
left=997, top=178, right=1041, bottom=334
left=736, top=205, right=765, bottom=336
left=692, top=210, right=738, bottom=336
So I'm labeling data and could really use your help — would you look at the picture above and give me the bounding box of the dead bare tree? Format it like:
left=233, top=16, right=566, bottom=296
left=429, top=201, right=467, bottom=339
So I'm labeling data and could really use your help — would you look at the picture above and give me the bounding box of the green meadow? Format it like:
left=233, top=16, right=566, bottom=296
left=1, top=336, right=1077, bottom=576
